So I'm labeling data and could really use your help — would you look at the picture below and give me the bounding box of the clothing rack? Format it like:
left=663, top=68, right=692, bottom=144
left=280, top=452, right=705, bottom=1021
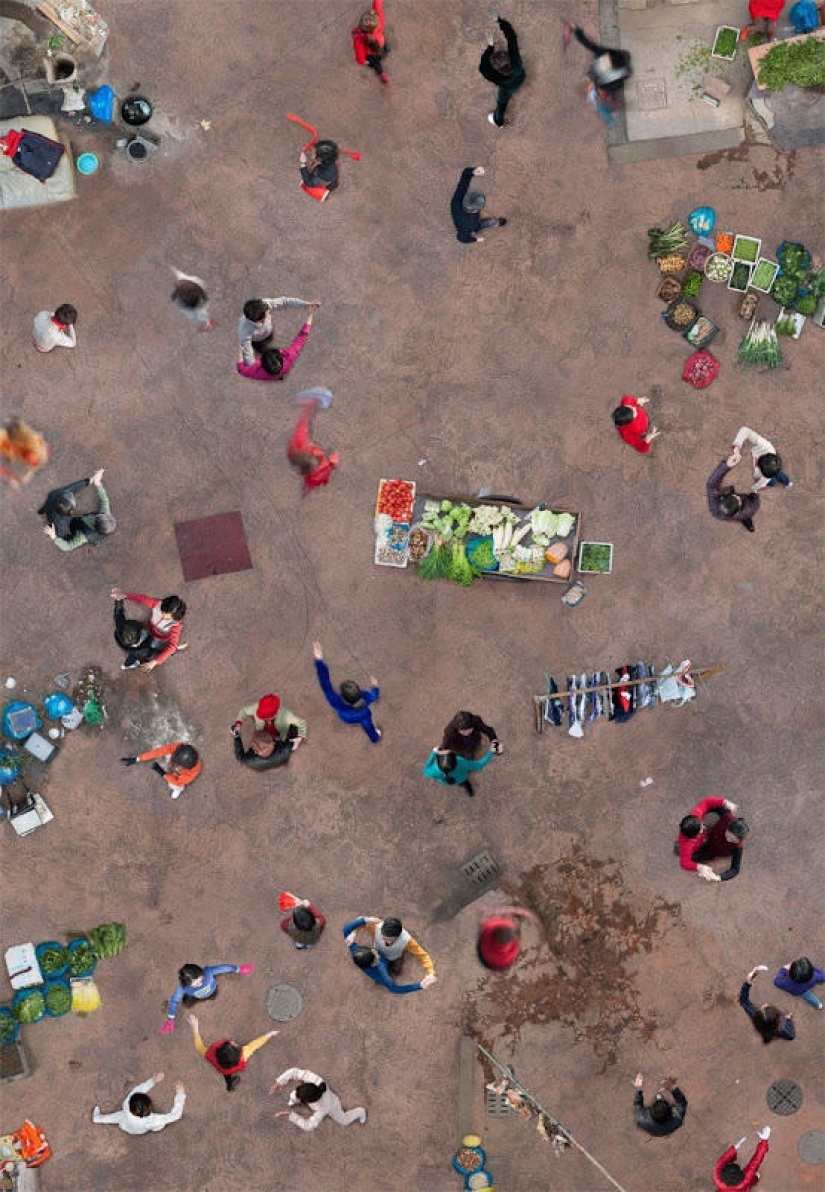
left=533, top=663, right=724, bottom=733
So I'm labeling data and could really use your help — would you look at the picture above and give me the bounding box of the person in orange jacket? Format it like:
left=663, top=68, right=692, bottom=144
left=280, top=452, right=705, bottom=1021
left=351, top=0, right=388, bottom=84
left=120, top=743, right=201, bottom=799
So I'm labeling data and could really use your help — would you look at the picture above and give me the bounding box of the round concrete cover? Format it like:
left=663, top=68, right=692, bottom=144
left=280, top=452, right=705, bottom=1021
left=766, top=1078, right=803, bottom=1116
left=798, top=1131, right=825, bottom=1165
left=266, top=983, right=303, bottom=1022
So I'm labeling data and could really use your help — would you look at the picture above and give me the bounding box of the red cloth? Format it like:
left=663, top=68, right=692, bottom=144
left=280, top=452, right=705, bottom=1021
left=616, top=396, right=650, bottom=453
left=478, top=916, right=521, bottom=971
left=205, top=1041, right=247, bottom=1076
left=749, top=0, right=784, bottom=20
left=351, top=0, right=385, bottom=63
left=677, top=796, right=729, bottom=871
left=287, top=405, right=339, bottom=491
left=0, top=130, right=23, bottom=157
left=714, top=1140, right=769, bottom=1191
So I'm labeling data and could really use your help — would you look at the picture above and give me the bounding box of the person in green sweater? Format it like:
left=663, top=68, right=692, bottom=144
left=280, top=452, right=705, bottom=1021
left=422, top=744, right=500, bottom=797
left=42, top=471, right=115, bottom=550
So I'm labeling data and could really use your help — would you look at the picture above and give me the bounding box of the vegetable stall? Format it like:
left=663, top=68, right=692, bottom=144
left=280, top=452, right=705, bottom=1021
left=373, top=480, right=585, bottom=586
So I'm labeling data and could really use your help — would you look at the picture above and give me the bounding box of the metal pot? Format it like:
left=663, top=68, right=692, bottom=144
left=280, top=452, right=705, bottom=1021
left=120, top=94, right=153, bottom=125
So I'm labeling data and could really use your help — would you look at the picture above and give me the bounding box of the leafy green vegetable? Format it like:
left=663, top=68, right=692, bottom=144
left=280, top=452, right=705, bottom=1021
left=45, top=983, right=72, bottom=1016
left=555, top=513, right=576, bottom=539
left=69, top=941, right=96, bottom=976
left=713, top=27, right=737, bottom=58
left=770, top=275, right=799, bottom=307
left=751, top=260, right=778, bottom=290
left=729, top=262, right=752, bottom=290
left=681, top=270, right=703, bottom=297
left=0, top=1011, right=17, bottom=1042
left=466, top=538, right=496, bottom=570
left=37, top=945, right=68, bottom=976
left=446, top=541, right=478, bottom=587
left=417, top=542, right=450, bottom=580
left=758, top=37, right=825, bottom=91
left=807, top=268, right=825, bottom=301
left=89, top=922, right=126, bottom=959
left=733, top=237, right=760, bottom=263
left=13, top=991, right=45, bottom=1023
left=579, top=543, right=613, bottom=572
left=738, top=320, right=782, bottom=369
left=778, top=243, right=810, bottom=279
left=793, top=293, right=816, bottom=316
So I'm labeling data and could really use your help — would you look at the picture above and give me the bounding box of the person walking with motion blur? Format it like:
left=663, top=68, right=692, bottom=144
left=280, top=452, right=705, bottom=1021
left=170, top=269, right=215, bottom=331
left=476, top=906, right=539, bottom=972
left=312, top=642, right=379, bottom=739
left=271, top=1069, right=366, bottom=1129
left=479, top=13, right=526, bottom=128
left=92, top=1073, right=186, bottom=1134
left=351, top=0, right=389, bottom=84
left=288, top=397, right=339, bottom=494
left=0, top=418, right=49, bottom=488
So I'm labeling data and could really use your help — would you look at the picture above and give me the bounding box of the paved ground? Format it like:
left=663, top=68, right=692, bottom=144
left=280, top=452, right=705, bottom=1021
left=1, top=2, right=823, bottom=1190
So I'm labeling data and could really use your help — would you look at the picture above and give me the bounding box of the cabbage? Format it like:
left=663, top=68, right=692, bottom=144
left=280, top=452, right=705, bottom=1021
left=555, top=513, right=576, bottom=538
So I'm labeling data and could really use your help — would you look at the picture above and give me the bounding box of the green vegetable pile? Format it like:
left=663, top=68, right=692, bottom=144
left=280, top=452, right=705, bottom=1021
left=738, top=320, right=783, bottom=369
left=713, top=27, right=737, bottom=58
left=681, top=270, right=703, bottom=297
left=44, top=983, right=72, bottom=1016
left=13, top=991, right=45, bottom=1023
left=68, top=940, right=97, bottom=976
left=794, top=293, right=817, bottom=316
left=729, top=262, right=752, bottom=290
left=758, top=37, right=825, bottom=91
left=647, top=221, right=688, bottom=259
left=774, top=311, right=798, bottom=336
left=420, top=500, right=474, bottom=541
left=417, top=541, right=451, bottom=580
left=751, top=260, right=778, bottom=290
left=579, top=544, right=613, bottom=573
left=771, top=274, right=798, bottom=306
left=90, top=922, right=126, bottom=959
left=733, top=238, right=759, bottom=263
left=466, top=538, right=496, bottom=570
left=0, top=1010, right=17, bottom=1042
left=37, top=945, right=68, bottom=976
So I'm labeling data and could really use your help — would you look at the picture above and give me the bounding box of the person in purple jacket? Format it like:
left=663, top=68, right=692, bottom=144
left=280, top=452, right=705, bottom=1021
left=774, top=957, right=824, bottom=1010
left=161, top=961, right=254, bottom=1033
left=312, top=641, right=381, bottom=742
left=235, top=310, right=315, bottom=381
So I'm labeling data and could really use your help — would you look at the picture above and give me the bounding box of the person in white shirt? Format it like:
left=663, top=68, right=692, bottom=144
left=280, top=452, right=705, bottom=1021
left=238, top=296, right=320, bottom=365
left=92, top=1072, right=185, bottom=1135
left=729, top=426, right=793, bottom=493
left=270, top=1068, right=366, bottom=1131
left=32, top=304, right=77, bottom=352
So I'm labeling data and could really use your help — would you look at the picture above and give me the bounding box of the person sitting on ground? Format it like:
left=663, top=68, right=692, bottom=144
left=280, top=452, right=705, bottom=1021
left=677, top=797, right=748, bottom=882
left=714, top=1127, right=771, bottom=1191
left=739, top=966, right=795, bottom=1043
left=32, top=302, right=77, bottom=352
left=342, top=918, right=436, bottom=994
left=92, top=1072, right=186, bottom=1135
left=187, top=1013, right=277, bottom=1092
left=0, top=418, right=49, bottom=488
left=120, top=743, right=201, bottom=799
left=109, top=588, right=187, bottom=671
left=280, top=894, right=326, bottom=949
left=42, top=470, right=115, bottom=550
left=232, top=694, right=306, bottom=749
left=613, top=396, right=661, bottom=454
left=271, top=1068, right=367, bottom=1129
left=238, top=296, right=320, bottom=364
left=773, top=956, right=824, bottom=1010
left=440, top=709, right=500, bottom=758
left=312, top=642, right=379, bottom=740
left=299, top=140, right=340, bottom=199
left=633, top=1073, right=687, bottom=1136
left=161, top=961, right=255, bottom=1033
left=450, top=166, right=507, bottom=245
left=236, top=310, right=315, bottom=381
left=38, top=469, right=107, bottom=543
left=707, top=459, right=760, bottom=532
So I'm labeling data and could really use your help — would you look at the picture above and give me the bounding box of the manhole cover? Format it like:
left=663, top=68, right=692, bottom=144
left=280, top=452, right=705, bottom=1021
left=636, top=79, right=668, bottom=111
left=462, top=849, right=500, bottom=887
left=485, top=1088, right=511, bottom=1117
left=266, top=983, right=303, bottom=1022
left=798, top=1131, right=825, bottom=1164
left=766, top=1078, right=803, bottom=1115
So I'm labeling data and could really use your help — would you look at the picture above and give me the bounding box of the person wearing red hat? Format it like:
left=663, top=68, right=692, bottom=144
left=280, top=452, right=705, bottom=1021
left=477, top=907, right=539, bottom=972
left=232, top=694, right=307, bottom=751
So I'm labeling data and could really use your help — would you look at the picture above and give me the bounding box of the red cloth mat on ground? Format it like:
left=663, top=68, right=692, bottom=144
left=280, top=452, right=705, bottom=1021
left=174, top=511, right=253, bottom=581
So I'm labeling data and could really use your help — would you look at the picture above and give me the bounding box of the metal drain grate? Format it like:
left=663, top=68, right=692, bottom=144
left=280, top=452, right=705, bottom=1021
left=766, top=1078, right=803, bottom=1116
left=485, top=1088, right=511, bottom=1117
left=798, top=1131, right=825, bottom=1165
left=462, top=850, right=500, bottom=887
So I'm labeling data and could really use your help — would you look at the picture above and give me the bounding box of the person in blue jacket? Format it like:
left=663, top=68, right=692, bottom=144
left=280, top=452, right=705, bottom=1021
left=423, top=743, right=500, bottom=797
left=160, top=961, right=254, bottom=1034
left=342, top=919, right=436, bottom=995
left=312, top=642, right=381, bottom=742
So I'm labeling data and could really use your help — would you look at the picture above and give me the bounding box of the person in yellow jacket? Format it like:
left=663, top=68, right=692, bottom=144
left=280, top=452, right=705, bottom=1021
left=353, top=916, right=435, bottom=978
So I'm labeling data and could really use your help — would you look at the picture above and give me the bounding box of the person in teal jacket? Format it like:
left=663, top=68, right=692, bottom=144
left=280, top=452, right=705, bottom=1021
left=422, top=744, right=499, bottom=797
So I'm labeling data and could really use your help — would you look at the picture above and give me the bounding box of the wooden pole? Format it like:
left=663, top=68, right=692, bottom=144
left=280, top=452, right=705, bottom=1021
left=533, top=666, right=724, bottom=731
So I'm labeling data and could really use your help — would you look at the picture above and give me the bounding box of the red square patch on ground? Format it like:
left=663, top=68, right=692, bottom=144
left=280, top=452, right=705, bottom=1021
left=174, top=511, right=253, bottom=582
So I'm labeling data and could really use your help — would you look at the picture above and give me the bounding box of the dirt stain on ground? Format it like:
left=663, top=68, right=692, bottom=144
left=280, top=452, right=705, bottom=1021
left=462, top=844, right=682, bottom=1071
left=696, top=145, right=798, bottom=191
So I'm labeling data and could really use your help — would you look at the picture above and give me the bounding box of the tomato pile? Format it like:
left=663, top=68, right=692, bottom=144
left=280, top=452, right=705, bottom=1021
left=377, top=478, right=414, bottom=522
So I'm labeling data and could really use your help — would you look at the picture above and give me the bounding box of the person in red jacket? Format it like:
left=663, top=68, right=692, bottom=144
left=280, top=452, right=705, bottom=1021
left=187, top=1013, right=278, bottom=1092
left=477, top=907, right=539, bottom=972
left=287, top=397, right=339, bottom=494
left=280, top=897, right=326, bottom=950
left=351, top=0, right=388, bottom=84
left=110, top=588, right=187, bottom=671
left=714, top=1127, right=770, bottom=1190
left=742, top=0, right=785, bottom=40
left=677, top=796, right=748, bottom=882
left=612, top=395, right=661, bottom=453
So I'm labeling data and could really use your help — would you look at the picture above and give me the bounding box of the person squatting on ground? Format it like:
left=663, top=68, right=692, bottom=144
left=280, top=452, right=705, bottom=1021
left=773, top=956, right=824, bottom=1009
left=632, top=1073, right=687, bottom=1136
left=707, top=459, right=761, bottom=532
left=235, top=309, right=315, bottom=381
left=120, top=743, right=201, bottom=800
left=271, top=1069, right=367, bottom=1129
left=342, top=919, right=437, bottom=994
left=110, top=588, right=187, bottom=671
left=279, top=892, right=326, bottom=949
left=170, top=269, right=215, bottom=331
left=351, top=0, right=388, bottom=84
left=32, top=302, right=77, bottom=352
left=677, top=796, right=748, bottom=883
left=238, top=296, right=320, bottom=365
left=287, top=400, right=339, bottom=494
left=41, top=471, right=115, bottom=551
left=347, top=916, right=435, bottom=978
left=92, top=1073, right=186, bottom=1135
left=479, top=13, right=526, bottom=127
left=423, top=741, right=500, bottom=797
left=440, top=709, right=500, bottom=758
left=232, top=694, right=307, bottom=750
left=742, top=0, right=786, bottom=40
left=450, top=166, right=507, bottom=245
left=739, top=966, right=795, bottom=1043
left=299, top=141, right=340, bottom=199
left=714, top=1127, right=771, bottom=1191
left=187, top=1013, right=277, bottom=1091
left=0, top=418, right=49, bottom=488
left=312, top=641, right=380, bottom=740
left=613, top=396, right=661, bottom=454
left=161, top=962, right=255, bottom=1033
left=728, top=425, right=792, bottom=492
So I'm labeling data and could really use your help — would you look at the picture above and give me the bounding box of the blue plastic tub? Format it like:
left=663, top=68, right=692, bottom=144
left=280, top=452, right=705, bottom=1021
left=76, top=153, right=99, bottom=175
left=35, top=941, right=69, bottom=980
left=12, top=987, right=45, bottom=1024
left=42, top=978, right=72, bottom=1017
left=67, top=937, right=97, bottom=978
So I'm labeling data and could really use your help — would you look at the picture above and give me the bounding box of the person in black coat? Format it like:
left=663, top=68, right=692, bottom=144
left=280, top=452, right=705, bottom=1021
left=479, top=14, right=526, bottom=127
left=633, top=1074, right=687, bottom=1136
left=38, top=468, right=106, bottom=541
left=233, top=728, right=295, bottom=771
left=450, top=167, right=507, bottom=245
